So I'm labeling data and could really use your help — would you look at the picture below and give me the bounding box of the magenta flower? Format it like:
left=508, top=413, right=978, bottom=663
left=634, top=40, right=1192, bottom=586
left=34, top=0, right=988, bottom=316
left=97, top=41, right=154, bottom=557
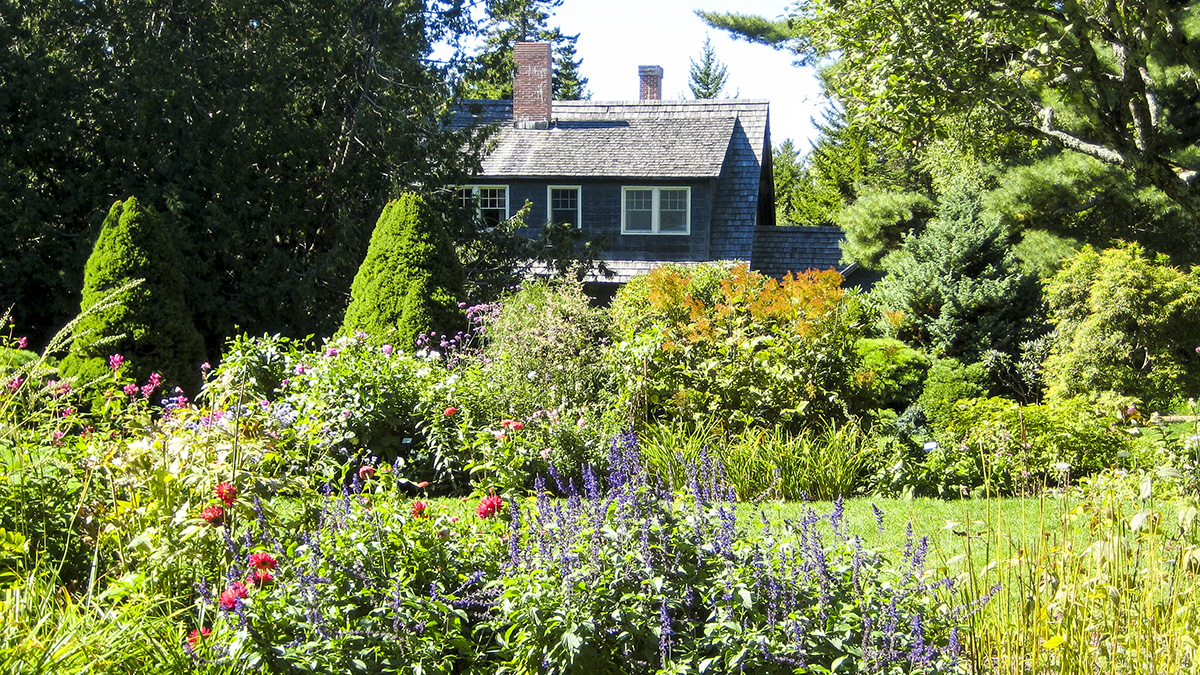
left=476, top=494, right=504, bottom=519
left=122, top=384, right=139, bottom=397
left=381, top=344, right=393, bottom=355
left=109, top=354, right=124, bottom=370
left=16, top=336, right=27, bottom=349
left=6, top=377, right=23, bottom=392
left=324, top=347, right=339, bottom=358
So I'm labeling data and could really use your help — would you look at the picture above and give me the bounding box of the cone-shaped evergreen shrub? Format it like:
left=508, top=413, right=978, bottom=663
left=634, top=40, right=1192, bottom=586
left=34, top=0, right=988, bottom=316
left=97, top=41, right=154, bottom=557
left=340, top=194, right=465, bottom=348
left=60, top=197, right=206, bottom=393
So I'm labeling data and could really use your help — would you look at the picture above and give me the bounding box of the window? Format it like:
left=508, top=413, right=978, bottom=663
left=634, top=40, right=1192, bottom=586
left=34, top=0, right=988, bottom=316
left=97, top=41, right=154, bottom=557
left=547, top=186, right=581, bottom=227
left=458, top=186, right=509, bottom=227
left=621, top=187, right=690, bottom=235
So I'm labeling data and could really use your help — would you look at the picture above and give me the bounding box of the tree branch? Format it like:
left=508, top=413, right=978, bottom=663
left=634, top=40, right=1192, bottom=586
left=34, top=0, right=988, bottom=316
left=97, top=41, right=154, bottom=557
left=1027, top=107, right=1126, bottom=166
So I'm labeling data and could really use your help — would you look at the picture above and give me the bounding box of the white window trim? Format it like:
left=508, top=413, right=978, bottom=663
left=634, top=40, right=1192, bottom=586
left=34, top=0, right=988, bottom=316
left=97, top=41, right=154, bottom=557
left=546, top=185, right=583, bottom=229
left=459, top=185, right=510, bottom=222
left=620, top=186, right=691, bottom=235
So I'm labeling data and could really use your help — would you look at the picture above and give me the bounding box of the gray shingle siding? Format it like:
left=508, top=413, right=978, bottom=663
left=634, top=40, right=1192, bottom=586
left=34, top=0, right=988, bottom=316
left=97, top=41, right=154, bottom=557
left=477, top=179, right=715, bottom=262
left=750, top=225, right=850, bottom=278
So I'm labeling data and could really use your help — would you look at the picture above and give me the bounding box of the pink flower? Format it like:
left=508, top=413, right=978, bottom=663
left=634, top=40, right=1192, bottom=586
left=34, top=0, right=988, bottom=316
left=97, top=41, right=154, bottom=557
left=249, top=569, right=274, bottom=587
left=249, top=552, right=277, bottom=570
left=199, top=505, right=225, bottom=526
left=218, top=582, right=248, bottom=610
left=476, top=494, right=504, bottom=519
left=108, top=354, right=124, bottom=370
left=443, top=406, right=457, bottom=417
left=417, top=481, right=430, bottom=489
left=381, top=344, right=394, bottom=355
left=215, top=482, right=237, bottom=506
left=324, top=347, right=339, bottom=358
left=201, top=362, right=212, bottom=372
left=186, top=626, right=211, bottom=651
left=576, top=417, right=586, bottom=428
left=354, top=331, right=368, bottom=340
left=47, top=380, right=70, bottom=397
left=540, top=447, right=551, bottom=460
left=449, top=516, right=459, bottom=524
left=294, top=364, right=309, bottom=376
left=358, top=465, right=375, bottom=480
left=15, top=336, right=26, bottom=349
left=6, top=377, right=23, bottom=392
left=411, top=500, right=430, bottom=518
left=61, top=407, right=74, bottom=418
left=122, top=384, right=139, bottom=397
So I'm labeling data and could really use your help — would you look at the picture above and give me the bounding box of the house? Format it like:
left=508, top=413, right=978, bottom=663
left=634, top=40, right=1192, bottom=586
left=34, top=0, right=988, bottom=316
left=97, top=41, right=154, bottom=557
left=451, top=42, right=852, bottom=286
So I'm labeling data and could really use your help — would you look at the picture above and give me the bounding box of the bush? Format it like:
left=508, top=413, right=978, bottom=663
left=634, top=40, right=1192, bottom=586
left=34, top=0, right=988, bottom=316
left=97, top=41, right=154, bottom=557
left=608, top=263, right=867, bottom=432
left=1042, top=242, right=1200, bottom=410
left=853, top=337, right=931, bottom=414
left=59, top=197, right=206, bottom=394
left=875, top=188, right=1042, bottom=363
left=476, top=278, right=613, bottom=419
left=340, top=194, right=465, bottom=351
left=919, top=396, right=1131, bottom=497
left=917, top=358, right=990, bottom=427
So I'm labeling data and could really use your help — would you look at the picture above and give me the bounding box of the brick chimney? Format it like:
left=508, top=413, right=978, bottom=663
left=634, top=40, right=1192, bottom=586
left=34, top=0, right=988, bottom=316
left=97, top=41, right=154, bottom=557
left=513, top=42, right=552, bottom=129
left=639, top=65, right=663, bottom=100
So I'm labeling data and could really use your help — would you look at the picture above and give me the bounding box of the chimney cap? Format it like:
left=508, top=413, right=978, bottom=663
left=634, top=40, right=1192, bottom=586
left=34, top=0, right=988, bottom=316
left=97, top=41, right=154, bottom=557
left=638, top=65, right=664, bottom=78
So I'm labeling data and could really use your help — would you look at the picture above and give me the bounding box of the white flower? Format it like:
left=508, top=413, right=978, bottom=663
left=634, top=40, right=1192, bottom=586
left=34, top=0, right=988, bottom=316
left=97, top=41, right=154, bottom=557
left=1054, top=461, right=1071, bottom=473
left=922, top=441, right=939, bottom=453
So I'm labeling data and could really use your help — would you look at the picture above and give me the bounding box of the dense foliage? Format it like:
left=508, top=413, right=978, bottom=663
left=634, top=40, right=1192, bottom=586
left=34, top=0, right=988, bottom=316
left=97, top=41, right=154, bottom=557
left=875, top=189, right=1043, bottom=363
left=1042, top=243, right=1200, bottom=409
left=340, top=194, right=466, bottom=350
left=610, top=263, right=867, bottom=432
left=0, top=0, right=486, bottom=352
left=58, top=197, right=206, bottom=394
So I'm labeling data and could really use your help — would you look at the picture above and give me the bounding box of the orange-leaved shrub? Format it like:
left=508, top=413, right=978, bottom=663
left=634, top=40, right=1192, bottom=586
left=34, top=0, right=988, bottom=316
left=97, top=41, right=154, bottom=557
left=608, top=262, right=868, bottom=433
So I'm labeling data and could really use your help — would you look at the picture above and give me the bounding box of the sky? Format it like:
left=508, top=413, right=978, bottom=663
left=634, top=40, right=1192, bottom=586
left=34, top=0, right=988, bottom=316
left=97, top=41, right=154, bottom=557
left=550, top=0, right=826, bottom=151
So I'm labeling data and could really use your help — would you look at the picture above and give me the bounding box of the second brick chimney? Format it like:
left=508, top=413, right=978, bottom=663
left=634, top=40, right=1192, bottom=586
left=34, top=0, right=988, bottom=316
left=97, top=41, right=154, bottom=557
left=639, top=65, right=663, bottom=100
left=514, top=42, right=552, bottom=129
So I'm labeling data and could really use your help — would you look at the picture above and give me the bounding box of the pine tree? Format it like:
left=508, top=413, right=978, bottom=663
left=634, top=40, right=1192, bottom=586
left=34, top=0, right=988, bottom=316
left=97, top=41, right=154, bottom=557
left=340, top=194, right=465, bottom=350
left=462, top=0, right=586, bottom=101
left=688, top=36, right=729, bottom=99
left=60, top=197, right=206, bottom=393
left=553, top=41, right=590, bottom=100
left=876, top=188, right=1041, bottom=362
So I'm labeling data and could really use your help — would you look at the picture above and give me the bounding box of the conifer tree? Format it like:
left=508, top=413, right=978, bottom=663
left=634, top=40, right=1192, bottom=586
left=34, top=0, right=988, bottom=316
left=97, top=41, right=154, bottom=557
left=340, top=194, right=465, bottom=349
left=463, top=0, right=587, bottom=100
left=688, top=36, right=729, bottom=99
left=876, top=188, right=1041, bottom=362
left=60, top=197, right=206, bottom=393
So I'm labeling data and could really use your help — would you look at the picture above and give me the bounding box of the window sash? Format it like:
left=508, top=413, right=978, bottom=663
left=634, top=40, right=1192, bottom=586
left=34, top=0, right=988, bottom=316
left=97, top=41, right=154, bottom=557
left=621, top=187, right=690, bottom=234
left=548, top=186, right=581, bottom=227
left=459, top=185, right=509, bottom=227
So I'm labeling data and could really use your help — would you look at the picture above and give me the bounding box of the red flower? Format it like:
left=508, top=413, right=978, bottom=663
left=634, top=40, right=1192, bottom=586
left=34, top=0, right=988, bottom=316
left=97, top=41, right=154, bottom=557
left=199, top=505, right=225, bottom=526
left=249, top=569, right=274, bottom=587
left=416, top=481, right=430, bottom=489
left=443, top=406, right=457, bottom=417
left=218, top=582, right=248, bottom=610
left=215, top=482, right=237, bottom=506
left=358, top=465, right=375, bottom=480
left=248, top=552, right=277, bottom=570
left=476, top=494, right=504, bottom=519
left=499, top=419, right=524, bottom=431
left=411, top=500, right=430, bottom=518
left=187, top=626, right=211, bottom=650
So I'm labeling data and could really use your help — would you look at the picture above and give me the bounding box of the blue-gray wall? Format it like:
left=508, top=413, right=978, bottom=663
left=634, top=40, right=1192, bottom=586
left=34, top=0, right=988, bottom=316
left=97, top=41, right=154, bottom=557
left=474, top=179, right=716, bottom=261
